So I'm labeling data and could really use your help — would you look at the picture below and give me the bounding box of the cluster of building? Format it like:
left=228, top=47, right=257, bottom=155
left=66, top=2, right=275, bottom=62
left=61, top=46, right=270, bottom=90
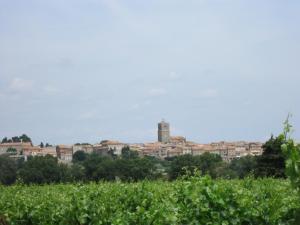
left=0, top=120, right=263, bottom=163
left=132, top=120, right=263, bottom=162
left=0, top=140, right=126, bottom=164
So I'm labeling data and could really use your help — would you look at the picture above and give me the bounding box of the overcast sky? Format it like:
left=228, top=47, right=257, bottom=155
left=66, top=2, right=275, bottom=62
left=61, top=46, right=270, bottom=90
left=0, top=0, right=299, bottom=145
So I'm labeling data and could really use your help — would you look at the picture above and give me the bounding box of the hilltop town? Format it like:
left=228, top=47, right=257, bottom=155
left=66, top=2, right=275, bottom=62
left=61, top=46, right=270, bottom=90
left=0, top=120, right=263, bottom=163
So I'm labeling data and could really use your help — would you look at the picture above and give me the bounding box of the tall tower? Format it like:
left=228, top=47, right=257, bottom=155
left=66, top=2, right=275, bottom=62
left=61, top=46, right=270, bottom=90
left=158, top=120, right=170, bottom=143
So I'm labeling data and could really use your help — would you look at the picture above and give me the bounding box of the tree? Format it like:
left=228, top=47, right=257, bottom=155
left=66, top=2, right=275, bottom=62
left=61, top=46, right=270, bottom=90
left=255, top=135, right=286, bottom=178
left=93, top=159, right=117, bottom=181
left=197, top=152, right=223, bottom=175
left=11, top=136, right=20, bottom=143
left=114, top=158, right=156, bottom=181
left=168, top=154, right=197, bottom=180
left=1, top=137, right=8, bottom=143
left=81, top=153, right=158, bottom=182
left=6, top=147, right=17, bottom=155
left=1, top=134, right=32, bottom=144
left=211, top=161, right=237, bottom=179
left=121, top=146, right=138, bottom=159
left=82, top=153, right=111, bottom=180
left=58, top=163, right=72, bottom=182
left=107, top=149, right=117, bottom=159
left=40, top=142, right=44, bottom=148
left=19, top=134, right=31, bottom=143
left=69, top=164, right=86, bottom=181
left=0, top=156, right=17, bottom=185
left=19, top=155, right=62, bottom=184
left=72, top=151, right=87, bottom=163
left=230, top=155, right=257, bottom=178
left=168, top=153, right=223, bottom=180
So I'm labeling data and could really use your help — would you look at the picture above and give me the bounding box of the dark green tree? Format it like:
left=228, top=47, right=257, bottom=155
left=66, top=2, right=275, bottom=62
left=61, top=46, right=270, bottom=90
left=72, top=151, right=87, bottom=163
left=1, top=137, right=8, bottom=143
left=0, top=156, right=17, bottom=185
left=168, top=153, right=223, bottom=180
left=6, top=147, right=17, bottom=155
left=197, top=152, right=223, bottom=175
left=11, top=136, right=20, bottom=143
left=107, top=148, right=117, bottom=159
left=168, top=154, right=196, bottom=180
left=82, top=153, right=157, bottom=182
left=114, top=158, right=156, bottom=181
left=69, top=164, right=86, bottom=181
left=40, top=142, right=44, bottom=148
left=19, top=155, right=62, bottom=184
left=45, top=143, right=52, bottom=147
left=211, top=161, right=237, bottom=179
left=58, top=163, right=72, bottom=182
left=1, top=134, right=32, bottom=143
left=93, top=159, right=117, bottom=181
left=82, top=153, right=111, bottom=180
left=121, top=146, right=138, bottom=159
left=229, top=155, right=257, bottom=178
left=255, top=135, right=286, bottom=178
left=19, top=134, right=31, bottom=143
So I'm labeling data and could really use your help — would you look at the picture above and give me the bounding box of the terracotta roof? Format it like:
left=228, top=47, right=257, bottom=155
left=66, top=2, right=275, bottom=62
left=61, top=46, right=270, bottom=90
left=0, top=142, right=32, bottom=147
left=100, top=140, right=123, bottom=145
left=170, top=136, right=185, bottom=140
left=23, top=146, right=42, bottom=151
left=57, top=145, right=72, bottom=148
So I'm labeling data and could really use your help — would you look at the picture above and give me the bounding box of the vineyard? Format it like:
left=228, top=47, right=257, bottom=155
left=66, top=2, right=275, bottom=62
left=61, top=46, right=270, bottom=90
left=0, top=176, right=299, bottom=225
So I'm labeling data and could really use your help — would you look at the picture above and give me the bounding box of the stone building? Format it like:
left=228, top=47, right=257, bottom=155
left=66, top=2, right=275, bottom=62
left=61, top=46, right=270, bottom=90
left=23, top=146, right=43, bottom=160
left=21, top=146, right=57, bottom=160
left=42, top=146, right=57, bottom=157
left=169, top=136, right=186, bottom=144
left=167, top=148, right=182, bottom=157
left=73, top=144, right=93, bottom=154
left=158, top=120, right=170, bottom=143
left=0, top=142, right=32, bottom=155
left=56, top=145, right=73, bottom=163
left=93, top=140, right=126, bottom=156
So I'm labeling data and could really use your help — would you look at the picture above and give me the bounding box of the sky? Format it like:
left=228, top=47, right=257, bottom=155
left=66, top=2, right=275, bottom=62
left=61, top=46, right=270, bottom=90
left=0, top=0, right=299, bottom=145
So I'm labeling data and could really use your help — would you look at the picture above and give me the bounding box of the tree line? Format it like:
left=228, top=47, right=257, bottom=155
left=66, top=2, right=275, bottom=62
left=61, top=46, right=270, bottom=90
left=0, top=134, right=290, bottom=185
left=1, top=134, right=32, bottom=143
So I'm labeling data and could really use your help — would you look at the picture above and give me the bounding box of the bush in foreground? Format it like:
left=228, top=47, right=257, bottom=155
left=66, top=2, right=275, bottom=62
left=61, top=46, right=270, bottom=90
left=0, top=177, right=299, bottom=225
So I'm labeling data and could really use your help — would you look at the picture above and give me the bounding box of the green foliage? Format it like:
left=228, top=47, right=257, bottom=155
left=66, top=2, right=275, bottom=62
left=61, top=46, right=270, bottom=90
left=121, top=146, right=139, bottom=159
left=45, top=143, right=52, bottom=147
left=1, top=134, right=31, bottom=143
left=282, top=140, right=300, bottom=191
left=6, top=147, right=17, bottom=155
left=281, top=116, right=300, bottom=193
left=74, top=143, right=91, bottom=146
left=255, top=135, right=286, bottom=178
left=19, top=134, right=32, bottom=143
left=72, top=150, right=88, bottom=163
left=0, top=178, right=298, bottom=224
left=18, top=155, right=62, bottom=184
left=280, top=115, right=300, bottom=224
left=169, top=153, right=223, bottom=180
left=69, top=164, right=86, bottom=182
left=1, top=137, right=8, bottom=143
left=81, top=153, right=157, bottom=182
left=0, top=156, right=17, bottom=185
left=230, top=155, right=257, bottom=178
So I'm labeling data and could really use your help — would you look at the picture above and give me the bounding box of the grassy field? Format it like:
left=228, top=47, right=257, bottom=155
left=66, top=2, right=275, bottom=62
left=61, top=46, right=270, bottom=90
left=0, top=176, right=299, bottom=225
